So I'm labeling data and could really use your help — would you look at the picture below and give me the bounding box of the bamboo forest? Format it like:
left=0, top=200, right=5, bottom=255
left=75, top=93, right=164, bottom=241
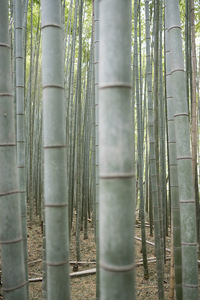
left=1, top=0, right=200, bottom=299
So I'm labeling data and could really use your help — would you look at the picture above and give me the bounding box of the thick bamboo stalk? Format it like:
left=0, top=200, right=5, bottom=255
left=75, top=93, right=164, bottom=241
left=99, top=0, right=136, bottom=298
left=166, top=0, right=199, bottom=298
left=0, top=1, right=28, bottom=299
left=41, top=0, right=71, bottom=298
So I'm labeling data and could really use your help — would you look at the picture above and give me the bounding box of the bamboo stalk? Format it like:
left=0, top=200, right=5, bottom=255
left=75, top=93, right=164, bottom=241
left=41, top=0, right=71, bottom=298
left=99, top=1, right=136, bottom=298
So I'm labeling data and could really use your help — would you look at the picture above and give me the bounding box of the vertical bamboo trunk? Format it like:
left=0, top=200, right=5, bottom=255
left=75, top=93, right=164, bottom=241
left=190, top=0, right=200, bottom=244
left=166, top=0, right=199, bottom=299
left=154, top=0, right=165, bottom=267
left=159, top=0, right=167, bottom=252
left=169, top=227, right=175, bottom=300
left=134, top=0, right=149, bottom=280
left=0, top=1, right=28, bottom=299
left=165, top=5, right=183, bottom=298
left=29, top=0, right=33, bottom=221
left=75, top=0, right=83, bottom=262
left=14, top=1, right=29, bottom=293
left=94, top=0, right=100, bottom=298
left=99, top=1, right=135, bottom=299
left=41, top=0, right=70, bottom=299
left=67, top=0, right=79, bottom=231
left=145, top=1, right=164, bottom=298
left=185, top=0, right=190, bottom=111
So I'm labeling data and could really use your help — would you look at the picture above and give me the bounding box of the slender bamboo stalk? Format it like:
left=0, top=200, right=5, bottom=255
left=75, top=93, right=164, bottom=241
left=153, top=0, right=165, bottom=268
left=29, top=0, right=33, bottom=221
left=145, top=1, right=164, bottom=298
left=94, top=0, right=100, bottom=298
left=190, top=0, right=200, bottom=245
left=134, top=0, right=149, bottom=280
left=14, top=0, right=29, bottom=295
left=159, top=0, right=167, bottom=255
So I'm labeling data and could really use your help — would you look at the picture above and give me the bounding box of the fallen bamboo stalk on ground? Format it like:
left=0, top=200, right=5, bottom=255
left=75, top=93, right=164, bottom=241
left=134, top=236, right=171, bottom=253
left=28, top=259, right=42, bottom=265
left=28, top=259, right=96, bottom=266
left=70, top=261, right=96, bottom=265
left=134, top=236, right=200, bottom=265
left=29, top=268, right=96, bottom=282
left=28, top=256, right=171, bottom=282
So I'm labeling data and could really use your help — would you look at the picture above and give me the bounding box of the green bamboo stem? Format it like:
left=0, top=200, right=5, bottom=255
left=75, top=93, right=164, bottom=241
left=159, top=0, right=167, bottom=249
left=153, top=0, right=165, bottom=268
left=0, top=1, right=28, bottom=299
left=75, top=0, right=84, bottom=262
left=165, top=4, right=183, bottom=298
left=99, top=1, right=136, bottom=298
left=94, top=0, right=100, bottom=298
left=29, top=0, right=33, bottom=221
left=166, top=0, right=199, bottom=298
left=190, top=0, right=200, bottom=245
left=14, top=0, right=29, bottom=295
left=41, top=0, right=71, bottom=298
left=145, top=1, right=164, bottom=298
left=66, top=0, right=79, bottom=232
left=134, top=0, right=149, bottom=280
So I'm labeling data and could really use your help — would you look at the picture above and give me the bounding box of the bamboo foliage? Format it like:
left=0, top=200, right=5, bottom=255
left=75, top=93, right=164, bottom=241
left=99, top=0, right=136, bottom=298
left=41, top=0, right=70, bottom=299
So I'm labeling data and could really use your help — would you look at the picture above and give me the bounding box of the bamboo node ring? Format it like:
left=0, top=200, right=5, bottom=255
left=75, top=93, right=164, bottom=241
left=45, top=203, right=68, bottom=208
left=100, top=261, right=135, bottom=272
left=0, top=43, right=10, bottom=48
left=2, top=281, right=28, bottom=292
left=100, top=173, right=135, bottom=179
left=0, top=237, right=23, bottom=245
left=99, top=82, right=132, bottom=89
left=41, top=24, right=62, bottom=30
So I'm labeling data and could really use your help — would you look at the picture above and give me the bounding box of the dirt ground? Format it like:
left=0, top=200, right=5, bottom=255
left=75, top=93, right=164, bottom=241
left=28, top=216, right=172, bottom=300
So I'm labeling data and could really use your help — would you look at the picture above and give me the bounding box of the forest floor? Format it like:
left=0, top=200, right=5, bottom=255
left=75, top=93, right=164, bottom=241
left=28, top=216, right=172, bottom=300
